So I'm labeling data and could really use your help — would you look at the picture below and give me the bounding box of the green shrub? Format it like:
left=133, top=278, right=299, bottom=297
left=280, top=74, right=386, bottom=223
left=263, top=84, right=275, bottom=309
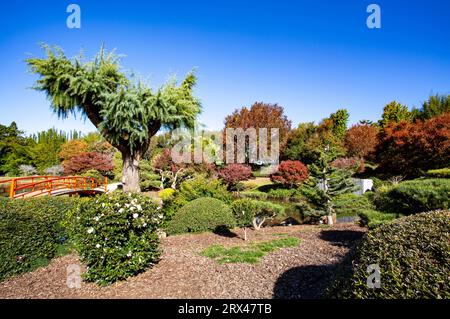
left=158, top=188, right=175, bottom=201
left=332, top=193, right=374, bottom=217
left=374, top=178, right=450, bottom=215
left=427, top=167, right=450, bottom=178
left=357, top=209, right=397, bottom=229
left=335, top=211, right=450, bottom=299
left=166, top=197, right=235, bottom=235
left=163, top=175, right=232, bottom=220
left=69, top=192, right=163, bottom=286
left=231, top=198, right=284, bottom=228
left=0, top=197, right=80, bottom=281
left=240, top=190, right=268, bottom=200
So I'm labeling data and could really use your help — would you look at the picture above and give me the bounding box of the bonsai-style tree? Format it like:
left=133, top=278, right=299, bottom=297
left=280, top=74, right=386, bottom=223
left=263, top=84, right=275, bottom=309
left=27, top=45, right=201, bottom=192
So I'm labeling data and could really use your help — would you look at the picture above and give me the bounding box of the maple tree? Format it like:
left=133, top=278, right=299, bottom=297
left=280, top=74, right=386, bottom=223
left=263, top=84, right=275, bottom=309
left=376, top=113, right=450, bottom=176
left=62, top=152, right=114, bottom=175
left=344, top=124, right=379, bottom=159
left=218, top=164, right=252, bottom=188
left=270, top=160, right=309, bottom=188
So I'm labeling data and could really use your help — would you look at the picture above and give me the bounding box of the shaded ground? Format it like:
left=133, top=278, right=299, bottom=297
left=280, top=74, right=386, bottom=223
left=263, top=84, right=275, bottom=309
left=0, top=223, right=365, bottom=299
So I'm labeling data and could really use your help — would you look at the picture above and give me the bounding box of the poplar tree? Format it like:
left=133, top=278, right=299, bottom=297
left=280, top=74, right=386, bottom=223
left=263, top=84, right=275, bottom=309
left=27, top=45, right=201, bottom=192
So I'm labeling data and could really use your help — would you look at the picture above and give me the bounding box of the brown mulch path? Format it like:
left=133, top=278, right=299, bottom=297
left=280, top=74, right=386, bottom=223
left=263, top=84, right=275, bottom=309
left=0, top=223, right=365, bottom=299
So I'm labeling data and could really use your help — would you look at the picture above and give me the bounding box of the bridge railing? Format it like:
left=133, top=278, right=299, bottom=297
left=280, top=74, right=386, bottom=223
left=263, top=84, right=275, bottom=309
left=0, top=176, right=108, bottom=199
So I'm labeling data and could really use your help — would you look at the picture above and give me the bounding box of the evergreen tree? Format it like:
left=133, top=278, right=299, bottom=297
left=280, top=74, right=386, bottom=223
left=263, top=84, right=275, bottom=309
left=27, top=45, right=200, bottom=191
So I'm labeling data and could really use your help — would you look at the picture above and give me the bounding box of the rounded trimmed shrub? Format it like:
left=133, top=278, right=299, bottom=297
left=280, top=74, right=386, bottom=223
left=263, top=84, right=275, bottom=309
left=336, top=210, right=450, bottom=299
left=374, top=178, right=449, bottom=215
left=69, top=191, right=163, bottom=286
left=166, top=197, right=235, bottom=235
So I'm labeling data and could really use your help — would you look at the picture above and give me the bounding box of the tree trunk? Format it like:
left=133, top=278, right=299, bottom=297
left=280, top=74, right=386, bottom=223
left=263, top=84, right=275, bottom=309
left=121, top=151, right=142, bottom=193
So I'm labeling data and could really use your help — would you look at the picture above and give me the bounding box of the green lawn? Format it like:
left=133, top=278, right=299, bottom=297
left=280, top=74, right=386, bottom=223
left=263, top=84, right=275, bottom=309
left=201, top=237, right=300, bottom=264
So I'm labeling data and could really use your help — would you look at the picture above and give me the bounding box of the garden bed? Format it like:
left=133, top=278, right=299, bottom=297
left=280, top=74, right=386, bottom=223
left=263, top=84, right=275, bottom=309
left=0, top=223, right=365, bottom=299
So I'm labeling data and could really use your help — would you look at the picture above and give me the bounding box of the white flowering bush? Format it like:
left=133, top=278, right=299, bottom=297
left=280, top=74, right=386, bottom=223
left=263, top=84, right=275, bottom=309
left=70, top=191, right=163, bottom=285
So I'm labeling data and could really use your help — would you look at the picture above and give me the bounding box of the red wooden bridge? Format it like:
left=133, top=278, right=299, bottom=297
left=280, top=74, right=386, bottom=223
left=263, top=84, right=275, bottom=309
left=0, top=176, right=109, bottom=199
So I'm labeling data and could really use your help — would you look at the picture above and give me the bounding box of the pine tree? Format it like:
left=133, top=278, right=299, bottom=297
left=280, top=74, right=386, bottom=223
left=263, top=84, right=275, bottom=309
left=27, top=45, right=200, bottom=192
left=306, top=146, right=358, bottom=225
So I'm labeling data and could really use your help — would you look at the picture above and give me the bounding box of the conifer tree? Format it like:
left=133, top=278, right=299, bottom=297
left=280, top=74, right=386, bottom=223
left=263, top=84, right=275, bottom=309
left=27, top=45, right=201, bottom=192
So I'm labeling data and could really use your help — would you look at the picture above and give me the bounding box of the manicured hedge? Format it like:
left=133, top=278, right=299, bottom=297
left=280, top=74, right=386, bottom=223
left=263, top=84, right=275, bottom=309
left=69, top=191, right=163, bottom=286
left=374, top=178, right=449, bottom=215
left=166, top=197, right=235, bottom=235
left=427, top=168, right=450, bottom=178
left=0, top=197, right=81, bottom=281
left=357, top=209, right=397, bottom=229
left=335, top=211, right=450, bottom=299
left=332, top=193, right=374, bottom=217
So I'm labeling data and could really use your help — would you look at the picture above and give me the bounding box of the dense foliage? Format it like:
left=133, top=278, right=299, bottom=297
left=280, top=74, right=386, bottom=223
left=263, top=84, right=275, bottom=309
left=218, top=164, right=252, bottom=189
left=344, top=124, right=378, bottom=159
left=0, top=197, right=80, bottom=281
left=270, top=160, right=309, bottom=188
left=373, top=178, right=450, bottom=215
left=69, top=192, right=163, bottom=285
left=166, top=197, right=235, bottom=234
left=231, top=198, right=284, bottom=229
left=376, top=113, right=450, bottom=176
left=335, top=211, right=450, bottom=299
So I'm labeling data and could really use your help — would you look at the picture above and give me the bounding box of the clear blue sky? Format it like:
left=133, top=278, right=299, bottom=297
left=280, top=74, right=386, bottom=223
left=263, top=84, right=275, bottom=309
left=1, top=0, right=449, bottom=135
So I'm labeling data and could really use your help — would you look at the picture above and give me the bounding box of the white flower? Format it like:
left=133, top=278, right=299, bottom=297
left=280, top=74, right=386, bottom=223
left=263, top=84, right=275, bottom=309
left=136, top=204, right=142, bottom=211
left=94, top=216, right=100, bottom=222
left=87, top=227, right=94, bottom=234
left=158, top=214, right=164, bottom=219
left=128, top=192, right=132, bottom=197
left=125, top=203, right=131, bottom=208
left=101, top=203, right=106, bottom=208
left=130, top=206, right=136, bottom=211
left=95, top=244, right=101, bottom=248
left=142, top=222, right=147, bottom=227
left=118, top=208, right=124, bottom=213
left=127, top=251, right=132, bottom=257
left=115, top=203, right=120, bottom=207
left=156, top=206, right=161, bottom=210
left=133, top=213, right=139, bottom=219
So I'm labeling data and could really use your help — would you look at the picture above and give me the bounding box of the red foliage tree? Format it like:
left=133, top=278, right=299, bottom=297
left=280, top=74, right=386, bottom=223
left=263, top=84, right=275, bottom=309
left=270, top=160, right=309, bottom=188
left=218, top=164, right=252, bottom=186
left=376, top=113, right=450, bottom=176
left=63, top=152, right=114, bottom=175
left=344, top=124, right=379, bottom=159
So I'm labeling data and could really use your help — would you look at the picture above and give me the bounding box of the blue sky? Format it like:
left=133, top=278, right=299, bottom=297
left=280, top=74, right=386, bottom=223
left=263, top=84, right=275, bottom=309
left=0, top=0, right=449, bottom=135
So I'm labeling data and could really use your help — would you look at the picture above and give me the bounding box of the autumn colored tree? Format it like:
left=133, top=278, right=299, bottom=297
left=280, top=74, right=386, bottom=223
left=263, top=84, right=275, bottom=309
left=344, top=124, right=379, bottom=159
left=62, top=152, right=114, bottom=175
left=270, top=160, right=309, bottom=188
left=218, top=164, right=252, bottom=188
left=224, top=102, right=292, bottom=162
left=28, top=46, right=200, bottom=192
left=376, top=113, right=450, bottom=176
left=59, top=139, right=89, bottom=162
left=379, top=101, right=411, bottom=127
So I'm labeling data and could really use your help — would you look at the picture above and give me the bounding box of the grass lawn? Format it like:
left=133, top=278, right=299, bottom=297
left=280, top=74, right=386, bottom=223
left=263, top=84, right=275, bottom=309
left=201, top=236, right=300, bottom=264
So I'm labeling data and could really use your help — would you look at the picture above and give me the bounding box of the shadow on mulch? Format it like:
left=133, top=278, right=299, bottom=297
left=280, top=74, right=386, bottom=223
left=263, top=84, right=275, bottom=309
left=213, top=226, right=239, bottom=238
left=273, top=227, right=365, bottom=299
left=319, top=229, right=365, bottom=248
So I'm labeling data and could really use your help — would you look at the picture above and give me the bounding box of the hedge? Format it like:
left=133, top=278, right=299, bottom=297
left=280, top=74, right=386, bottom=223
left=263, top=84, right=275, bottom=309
left=374, top=178, right=449, bottom=215
left=332, top=193, right=374, bottom=217
left=357, top=209, right=397, bottom=229
left=333, top=211, right=450, bottom=299
left=0, top=197, right=81, bottom=281
left=166, top=197, right=235, bottom=235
